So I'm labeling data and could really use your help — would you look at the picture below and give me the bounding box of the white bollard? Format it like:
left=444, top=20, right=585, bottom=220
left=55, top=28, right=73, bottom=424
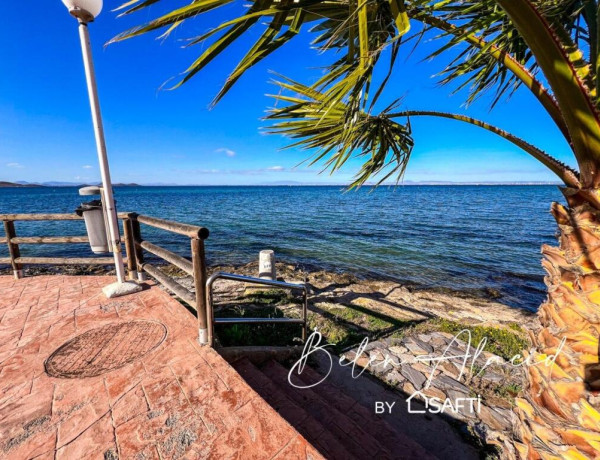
left=259, top=250, right=276, bottom=280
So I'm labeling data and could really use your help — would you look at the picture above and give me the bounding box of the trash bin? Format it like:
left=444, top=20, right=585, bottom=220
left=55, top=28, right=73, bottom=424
left=76, top=200, right=110, bottom=254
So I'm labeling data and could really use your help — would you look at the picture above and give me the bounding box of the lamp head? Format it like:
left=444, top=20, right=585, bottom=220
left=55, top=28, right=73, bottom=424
left=61, top=0, right=102, bottom=22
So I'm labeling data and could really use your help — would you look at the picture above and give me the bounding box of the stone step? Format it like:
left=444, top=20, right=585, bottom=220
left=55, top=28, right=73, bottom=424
left=290, top=362, right=437, bottom=459
left=232, top=358, right=358, bottom=460
left=259, top=359, right=396, bottom=459
left=292, top=364, right=435, bottom=456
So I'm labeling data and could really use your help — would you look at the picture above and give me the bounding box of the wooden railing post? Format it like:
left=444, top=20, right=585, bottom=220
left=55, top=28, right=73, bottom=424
left=130, top=215, right=146, bottom=281
left=122, top=215, right=138, bottom=281
left=3, top=221, right=23, bottom=279
left=191, top=237, right=209, bottom=345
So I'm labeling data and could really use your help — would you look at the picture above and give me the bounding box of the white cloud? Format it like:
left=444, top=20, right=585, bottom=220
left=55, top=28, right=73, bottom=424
left=82, top=165, right=93, bottom=169
left=6, top=162, right=24, bottom=168
left=215, top=148, right=236, bottom=157
left=267, top=166, right=285, bottom=171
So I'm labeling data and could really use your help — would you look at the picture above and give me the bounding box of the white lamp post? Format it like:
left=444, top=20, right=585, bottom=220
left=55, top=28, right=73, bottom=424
left=62, top=0, right=141, bottom=298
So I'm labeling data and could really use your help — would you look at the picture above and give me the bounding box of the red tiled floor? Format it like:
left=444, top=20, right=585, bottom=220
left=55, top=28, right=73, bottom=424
left=0, top=275, right=321, bottom=459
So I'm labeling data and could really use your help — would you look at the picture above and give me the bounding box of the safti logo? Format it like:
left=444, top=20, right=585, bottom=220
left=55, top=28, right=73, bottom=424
left=374, top=392, right=482, bottom=415
left=406, top=391, right=481, bottom=415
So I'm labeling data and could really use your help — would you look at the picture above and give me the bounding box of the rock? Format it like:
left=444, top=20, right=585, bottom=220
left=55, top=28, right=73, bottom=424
left=102, top=281, right=142, bottom=298
left=472, top=423, right=489, bottom=444
left=404, top=340, right=431, bottom=356
left=400, top=366, right=427, bottom=390
left=436, top=332, right=457, bottom=340
left=429, top=333, right=449, bottom=347
left=362, top=341, right=381, bottom=352
left=413, top=338, right=434, bottom=353
left=368, top=349, right=386, bottom=362
left=343, top=351, right=370, bottom=368
left=354, top=356, right=371, bottom=368
left=388, top=346, right=408, bottom=356
left=445, top=345, right=470, bottom=361
left=384, top=370, right=406, bottom=386
left=422, top=386, right=447, bottom=400
left=479, top=405, right=513, bottom=431
left=370, top=353, right=396, bottom=375
left=480, top=371, right=504, bottom=384
left=443, top=390, right=476, bottom=420
left=395, top=353, right=417, bottom=365
left=440, top=362, right=461, bottom=379
left=413, top=362, right=436, bottom=377
left=402, top=381, right=417, bottom=395
left=435, top=374, right=470, bottom=394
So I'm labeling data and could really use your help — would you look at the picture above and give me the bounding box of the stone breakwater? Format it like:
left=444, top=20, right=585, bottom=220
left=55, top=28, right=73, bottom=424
left=339, top=331, right=525, bottom=451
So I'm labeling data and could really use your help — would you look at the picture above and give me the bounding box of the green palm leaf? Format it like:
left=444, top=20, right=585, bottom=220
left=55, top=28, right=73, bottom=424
left=267, top=79, right=581, bottom=188
left=267, top=77, right=414, bottom=188
left=212, top=9, right=305, bottom=105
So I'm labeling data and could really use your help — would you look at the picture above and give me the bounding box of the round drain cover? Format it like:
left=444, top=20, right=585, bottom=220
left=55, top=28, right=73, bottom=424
left=45, top=320, right=167, bottom=378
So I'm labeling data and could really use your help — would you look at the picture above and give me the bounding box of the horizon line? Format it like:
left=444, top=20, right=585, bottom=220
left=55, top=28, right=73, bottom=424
left=3, top=180, right=563, bottom=187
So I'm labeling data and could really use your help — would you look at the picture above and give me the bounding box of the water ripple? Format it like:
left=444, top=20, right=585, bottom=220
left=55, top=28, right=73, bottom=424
left=0, top=185, right=563, bottom=310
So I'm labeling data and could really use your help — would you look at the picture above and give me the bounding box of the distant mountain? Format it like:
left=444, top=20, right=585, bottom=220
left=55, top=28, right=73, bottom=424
left=7, top=181, right=142, bottom=187
left=0, top=181, right=44, bottom=188
left=43, top=181, right=86, bottom=186
left=7, top=181, right=83, bottom=187
left=5, top=180, right=561, bottom=187
left=143, top=182, right=179, bottom=186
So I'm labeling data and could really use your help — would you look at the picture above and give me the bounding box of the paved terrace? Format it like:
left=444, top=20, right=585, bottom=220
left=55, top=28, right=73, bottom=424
left=0, top=275, right=322, bottom=459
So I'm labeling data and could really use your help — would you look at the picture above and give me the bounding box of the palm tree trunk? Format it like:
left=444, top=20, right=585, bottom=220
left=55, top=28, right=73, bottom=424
left=511, top=189, right=600, bottom=459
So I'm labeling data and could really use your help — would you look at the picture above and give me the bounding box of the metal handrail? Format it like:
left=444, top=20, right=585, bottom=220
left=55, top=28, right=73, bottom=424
left=206, top=272, right=308, bottom=347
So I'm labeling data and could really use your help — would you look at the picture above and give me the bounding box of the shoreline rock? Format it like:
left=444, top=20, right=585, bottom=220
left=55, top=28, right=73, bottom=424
left=0, top=259, right=539, bottom=327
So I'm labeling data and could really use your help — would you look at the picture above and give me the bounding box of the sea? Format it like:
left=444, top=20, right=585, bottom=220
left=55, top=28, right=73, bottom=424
left=0, top=185, right=564, bottom=311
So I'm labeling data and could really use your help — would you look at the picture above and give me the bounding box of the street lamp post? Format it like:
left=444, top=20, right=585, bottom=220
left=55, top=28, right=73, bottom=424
left=62, top=0, right=140, bottom=298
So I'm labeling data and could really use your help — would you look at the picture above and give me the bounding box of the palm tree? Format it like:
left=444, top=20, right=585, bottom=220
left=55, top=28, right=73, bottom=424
left=112, top=0, right=600, bottom=457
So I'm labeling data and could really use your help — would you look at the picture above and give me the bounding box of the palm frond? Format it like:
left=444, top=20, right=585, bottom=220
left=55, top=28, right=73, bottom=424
left=266, top=77, right=414, bottom=188
left=410, top=0, right=597, bottom=109
left=211, top=9, right=305, bottom=105
left=413, top=12, right=570, bottom=142
left=497, top=0, right=600, bottom=186
left=387, top=110, right=581, bottom=187
left=267, top=79, right=582, bottom=188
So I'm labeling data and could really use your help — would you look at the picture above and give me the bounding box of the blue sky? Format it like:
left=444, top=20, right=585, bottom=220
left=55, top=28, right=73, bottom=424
left=0, top=1, right=576, bottom=185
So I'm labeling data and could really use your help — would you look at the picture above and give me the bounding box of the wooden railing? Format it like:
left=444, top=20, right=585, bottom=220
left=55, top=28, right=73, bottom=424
left=1, top=212, right=211, bottom=344
left=0, top=213, right=132, bottom=277
left=127, top=213, right=210, bottom=344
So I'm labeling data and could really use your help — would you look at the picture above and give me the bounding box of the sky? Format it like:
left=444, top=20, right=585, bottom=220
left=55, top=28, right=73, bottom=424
left=0, top=1, right=577, bottom=185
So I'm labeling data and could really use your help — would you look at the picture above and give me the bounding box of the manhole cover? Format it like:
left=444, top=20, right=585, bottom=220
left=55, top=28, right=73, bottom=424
left=45, top=320, right=167, bottom=378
